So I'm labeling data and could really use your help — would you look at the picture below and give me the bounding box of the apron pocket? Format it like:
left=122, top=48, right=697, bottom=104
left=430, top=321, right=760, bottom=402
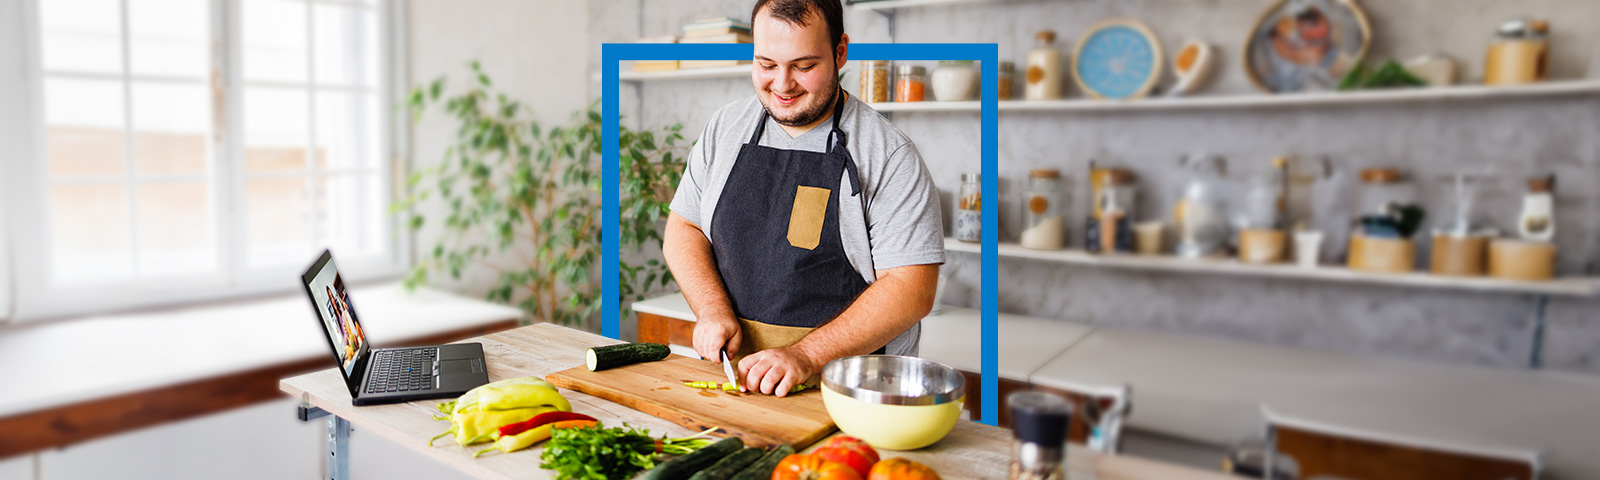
left=787, top=185, right=831, bottom=250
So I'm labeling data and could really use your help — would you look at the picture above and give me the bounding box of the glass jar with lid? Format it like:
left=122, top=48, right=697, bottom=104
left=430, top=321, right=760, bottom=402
left=1485, top=17, right=1549, bottom=85
left=1021, top=169, right=1065, bottom=250
left=932, top=60, right=979, bottom=101
left=997, top=61, right=1016, bottom=100
left=1348, top=167, right=1423, bottom=272
left=896, top=65, right=926, bottom=102
left=955, top=173, right=982, bottom=243
left=859, top=60, right=891, bottom=103
left=1025, top=30, right=1063, bottom=100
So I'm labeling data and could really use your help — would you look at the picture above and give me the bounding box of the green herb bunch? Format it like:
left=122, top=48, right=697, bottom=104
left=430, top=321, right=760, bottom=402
left=539, top=424, right=717, bottom=480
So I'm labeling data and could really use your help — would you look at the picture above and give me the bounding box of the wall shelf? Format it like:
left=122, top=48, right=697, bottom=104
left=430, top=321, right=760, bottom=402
left=617, top=65, right=750, bottom=82
left=943, top=238, right=1600, bottom=297
left=866, top=80, right=1600, bottom=113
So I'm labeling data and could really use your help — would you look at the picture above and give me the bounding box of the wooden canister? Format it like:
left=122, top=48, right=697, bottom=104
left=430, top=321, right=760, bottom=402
left=1489, top=239, right=1556, bottom=281
left=1348, top=234, right=1416, bottom=273
left=1239, top=229, right=1287, bottom=264
left=1430, top=234, right=1489, bottom=276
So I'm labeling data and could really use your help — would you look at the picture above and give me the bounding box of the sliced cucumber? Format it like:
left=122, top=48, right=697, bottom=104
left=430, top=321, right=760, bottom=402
left=586, top=342, right=671, bottom=371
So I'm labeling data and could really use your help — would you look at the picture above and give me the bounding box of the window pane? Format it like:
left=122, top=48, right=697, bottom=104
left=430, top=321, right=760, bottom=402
left=128, top=0, right=210, bottom=78
left=50, top=184, right=134, bottom=284
left=131, top=82, right=210, bottom=175
left=318, top=175, right=383, bottom=257
left=39, top=0, right=122, bottom=74
left=312, top=4, right=378, bottom=87
left=246, top=178, right=312, bottom=267
left=244, top=87, right=308, bottom=172
left=137, top=182, right=216, bottom=276
left=45, top=78, right=125, bottom=177
left=314, top=91, right=380, bottom=170
left=242, top=0, right=308, bottom=83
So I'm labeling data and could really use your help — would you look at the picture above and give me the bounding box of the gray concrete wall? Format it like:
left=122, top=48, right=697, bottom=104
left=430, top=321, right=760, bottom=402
left=591, top=0, right=1600, bottom=374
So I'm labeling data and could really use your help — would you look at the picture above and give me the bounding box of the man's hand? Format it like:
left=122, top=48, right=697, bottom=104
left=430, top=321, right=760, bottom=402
left=738, top=344, right=819, bottom=397
left=692, top=314, right=742, bottom=364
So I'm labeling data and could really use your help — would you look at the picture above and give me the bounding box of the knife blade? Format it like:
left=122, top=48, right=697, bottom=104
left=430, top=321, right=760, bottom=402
left=720, top=348, right=740, bottom=391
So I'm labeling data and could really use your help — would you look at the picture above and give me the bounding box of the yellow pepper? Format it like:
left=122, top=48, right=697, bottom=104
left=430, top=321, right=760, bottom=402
left=472, top=419, right=598, bottom=458
left=430, top=404, right=558, bottom=446
left=478, top=383, right=573, bottom=413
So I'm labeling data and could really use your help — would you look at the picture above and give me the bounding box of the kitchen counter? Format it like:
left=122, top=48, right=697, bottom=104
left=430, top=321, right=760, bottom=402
left=281, top=322, right=1237, bottom=479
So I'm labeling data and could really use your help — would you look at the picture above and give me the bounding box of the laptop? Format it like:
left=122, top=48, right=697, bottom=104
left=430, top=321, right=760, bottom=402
left=301, top=249, right=489, bottom=406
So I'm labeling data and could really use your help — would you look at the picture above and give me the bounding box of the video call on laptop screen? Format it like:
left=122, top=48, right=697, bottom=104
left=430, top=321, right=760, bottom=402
left=307, top=257, right=369, bottom=376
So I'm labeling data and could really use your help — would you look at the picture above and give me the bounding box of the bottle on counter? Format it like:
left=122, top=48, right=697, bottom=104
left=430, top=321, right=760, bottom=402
left=1519, top=175, right=1555, bottom=242
left=896, top=65, right=926, bottom=102
left=955, top=173, right=982, bottom=243
left=1025, top=30, right=1063, bottom=100
left=932, top=60, right=979, bottom=101
left=1021, top=169, right=1065, bottom=250
left=1008, top=391, right=1071, bottom=480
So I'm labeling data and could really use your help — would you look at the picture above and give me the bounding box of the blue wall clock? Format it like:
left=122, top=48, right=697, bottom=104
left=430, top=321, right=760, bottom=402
left=1073, top=19, right=1164, bottom=100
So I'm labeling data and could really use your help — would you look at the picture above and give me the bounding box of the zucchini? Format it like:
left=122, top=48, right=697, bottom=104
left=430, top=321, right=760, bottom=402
left=639, top=436, right=744, bottom=480
left=728, top=444, right=793, bottom=480
left=687, top=447, right=763, bottom=480
left=586, top=343, right=671, bottom=371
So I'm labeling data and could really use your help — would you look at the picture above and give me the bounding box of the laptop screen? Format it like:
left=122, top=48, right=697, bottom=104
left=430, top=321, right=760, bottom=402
left=304, top=253, right=369, bottom=376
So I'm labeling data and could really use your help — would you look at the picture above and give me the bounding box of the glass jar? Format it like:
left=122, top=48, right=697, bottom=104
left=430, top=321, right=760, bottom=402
left=896, top=65, right=926, bottom=102
left=1173, top=154, right=1228, bottom=259
left=859, top=60, right=891, bottom=103
left=932, top=60, right=979, bottom=101
left=1485, top=17, right=1549, bottom=85
left=1025, top=30, right=1063, bottom=100
left=1353, top=168, right=1421, bottom=238
left=998, top=61, right=1016, bottom=100
left=1021, top=169, right=1064, bottom=250
left=956, top=173, right=982, bottom=243
left=1008, top=391, right=1071, bottom=480
left=1086, top=168, right=1135, bottom=254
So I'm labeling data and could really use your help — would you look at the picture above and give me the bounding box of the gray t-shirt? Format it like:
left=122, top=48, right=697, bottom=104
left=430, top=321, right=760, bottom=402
left=669, top=93, right=945, bottom=357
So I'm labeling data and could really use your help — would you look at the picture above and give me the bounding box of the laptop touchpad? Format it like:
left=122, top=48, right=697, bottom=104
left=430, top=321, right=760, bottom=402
left=437, top=359, right=479, bottom=375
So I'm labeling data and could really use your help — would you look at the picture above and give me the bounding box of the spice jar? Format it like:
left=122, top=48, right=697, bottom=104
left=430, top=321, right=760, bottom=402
left=998, top=61, right=1016, bottom=100
left=859, top=60, right=891, bottom=103
left=1021, top=169, right=1065, bottom=250
left=955, top=173, right=982, bottom=243
left=1086, top=167, right=1136, bottom=254
left=1485, top=17, right=1549, bottom=86
left=932, top=60, right=979, bottom=101
left=1025, top=30, right=1063, bottom=100
left=896, top=65, right=926, bottom=102
left=1008, top=391, right=1071, bottom=480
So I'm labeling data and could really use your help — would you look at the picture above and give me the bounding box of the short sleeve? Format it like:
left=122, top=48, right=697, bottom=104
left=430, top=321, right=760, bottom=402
left=668, top=112, right=719, bottom=228
left=866, top=141, right=946, bottom=269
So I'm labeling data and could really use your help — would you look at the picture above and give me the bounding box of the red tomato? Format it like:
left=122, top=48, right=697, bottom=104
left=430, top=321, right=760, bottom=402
left=815, top=436, right=880, bottom=477
left=866, top=458, right=941, bottom=480
left=771, top=453, right=863, bottom=480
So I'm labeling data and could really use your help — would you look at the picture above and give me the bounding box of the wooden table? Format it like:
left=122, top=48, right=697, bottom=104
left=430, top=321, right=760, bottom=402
left=281, top=322, right=1237, bottom=479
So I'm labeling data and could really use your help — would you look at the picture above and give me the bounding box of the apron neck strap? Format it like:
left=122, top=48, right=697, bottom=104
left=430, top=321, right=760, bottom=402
left=747, top=89, right=849, bottom=148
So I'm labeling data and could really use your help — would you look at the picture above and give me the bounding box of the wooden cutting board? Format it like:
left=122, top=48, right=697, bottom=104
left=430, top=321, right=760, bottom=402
left=546, top=354, right=837, bottom=449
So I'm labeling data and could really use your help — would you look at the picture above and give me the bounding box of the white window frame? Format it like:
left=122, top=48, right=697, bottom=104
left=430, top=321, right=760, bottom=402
left=3, top=0, right=412, bottom=324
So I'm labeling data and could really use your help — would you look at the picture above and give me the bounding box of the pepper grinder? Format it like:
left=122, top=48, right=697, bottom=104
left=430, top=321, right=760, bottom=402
left=1008, top=391, right=1072, bottom=480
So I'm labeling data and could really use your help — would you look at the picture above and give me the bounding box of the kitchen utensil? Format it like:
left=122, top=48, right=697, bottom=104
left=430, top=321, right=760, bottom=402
left=821, top=355, right=964, bottom=450
left=1008, top=391, right=1071, bottom=480
left=721, top=348, right=740, bottom=391
left=546, top=354, right=836, bottom=448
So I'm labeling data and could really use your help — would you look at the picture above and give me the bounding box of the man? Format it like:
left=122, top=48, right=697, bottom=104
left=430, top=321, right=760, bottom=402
left=662, top=0, right=944, bottom=397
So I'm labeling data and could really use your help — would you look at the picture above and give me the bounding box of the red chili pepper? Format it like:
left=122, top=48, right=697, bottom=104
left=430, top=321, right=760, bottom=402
left=497, top=411, right=597, bottom=437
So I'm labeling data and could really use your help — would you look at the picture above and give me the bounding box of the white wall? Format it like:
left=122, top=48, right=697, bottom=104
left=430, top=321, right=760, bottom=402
left=405, top=0, right=593, bottom=328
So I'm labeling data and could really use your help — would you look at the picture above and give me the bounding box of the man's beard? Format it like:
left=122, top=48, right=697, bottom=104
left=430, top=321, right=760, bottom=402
left=763, top=75, right=840, bottom=128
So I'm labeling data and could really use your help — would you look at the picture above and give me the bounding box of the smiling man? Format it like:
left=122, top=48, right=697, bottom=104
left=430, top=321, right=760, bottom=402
left=662, top=0, right=944, bottom=397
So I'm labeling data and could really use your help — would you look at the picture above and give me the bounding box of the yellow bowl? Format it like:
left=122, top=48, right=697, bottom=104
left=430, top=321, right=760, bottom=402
left=821, top=355, right=965, bottom=450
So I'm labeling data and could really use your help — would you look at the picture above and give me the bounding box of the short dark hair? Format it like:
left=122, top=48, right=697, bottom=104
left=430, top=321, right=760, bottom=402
left=752, top=0, right=845, bottom=51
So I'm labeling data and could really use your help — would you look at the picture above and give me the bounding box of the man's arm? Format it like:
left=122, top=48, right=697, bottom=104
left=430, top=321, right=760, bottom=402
left=738, top=263, right=937, bottom=396
left=661, top=212, right=743, bottom=362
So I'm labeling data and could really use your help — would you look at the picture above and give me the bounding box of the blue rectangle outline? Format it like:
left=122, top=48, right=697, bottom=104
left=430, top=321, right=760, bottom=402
left=602, top=42, right=1000, bottom=426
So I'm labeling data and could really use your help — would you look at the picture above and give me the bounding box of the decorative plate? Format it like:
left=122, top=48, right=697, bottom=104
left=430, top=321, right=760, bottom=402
left=1072, top=19, right=1164, bottom=100
left=1243, top=0, right=1371, bottom=93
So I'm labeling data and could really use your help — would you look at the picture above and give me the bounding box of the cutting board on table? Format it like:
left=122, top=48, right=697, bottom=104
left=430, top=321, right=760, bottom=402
left=546, top=354, right=836, bottom=449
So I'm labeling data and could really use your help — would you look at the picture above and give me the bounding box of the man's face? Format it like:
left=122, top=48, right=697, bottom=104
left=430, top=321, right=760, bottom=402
left=752, top=8, right=845, bottom=128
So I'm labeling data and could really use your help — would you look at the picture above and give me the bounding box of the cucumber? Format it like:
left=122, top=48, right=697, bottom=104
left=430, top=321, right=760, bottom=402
left=728, top=444, right=794, bottom=480
left=686, top=447, right=763, bottom=480
left=586, top=343, right=670, bottom=371
left=639, top=437, right=744, bottom=480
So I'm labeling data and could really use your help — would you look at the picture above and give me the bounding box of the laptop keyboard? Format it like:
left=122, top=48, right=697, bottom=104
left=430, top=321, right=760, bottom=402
left=368, top=348, right=438, bottom=394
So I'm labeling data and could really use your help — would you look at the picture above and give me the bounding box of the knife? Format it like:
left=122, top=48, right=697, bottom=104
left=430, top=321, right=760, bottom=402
left=720, top=347, right=741, bottom=392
